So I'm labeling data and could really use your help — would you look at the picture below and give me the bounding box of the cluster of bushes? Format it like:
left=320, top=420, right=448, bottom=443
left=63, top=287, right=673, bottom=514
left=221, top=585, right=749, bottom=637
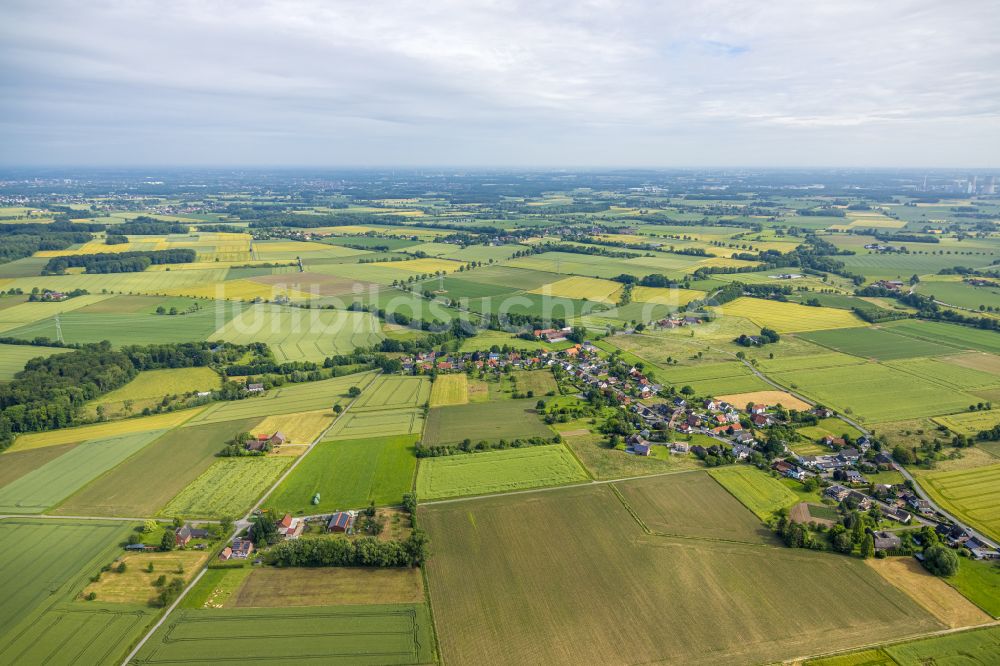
left=416, top=435, right=560, bottom=458
left=268, top=531, right=429, bottom=567
left=42, top=249, right=196, bottom=274
left=105, top=234, right=129, bottom=245
left=735, top=327, right=780, bottom=346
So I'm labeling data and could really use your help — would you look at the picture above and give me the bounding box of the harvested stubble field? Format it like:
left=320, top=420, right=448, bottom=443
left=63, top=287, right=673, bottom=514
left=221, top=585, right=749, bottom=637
left=428, top=373, right=468, bottom=407
left=719, top=298, right=864, bottom=333
left=421, top=483, right=941, bottom=666
left=615, top=471, right=775, bottom=544
left=0, top=430, right=164, bottom=514
left=921, top=463, right=1000, bottom=542
left=54, top=418, right=260, bottom=518
left=864, top=557, right=991, bottom=628
left=422, top=399, right=553, bottom=445
left=134, top=604, right=435, bottom=666
left=417, top=445, right=588, bottom=500
left=266, top=434, right=418, bottom=513
left=708, top=466, right=800, bottom=520
left=249, top=409, right=333, bottom=447
left=230, top=567, right=425, bottom=607
left=528, top=275, right=622, bottom=303
left=161, top=456, right=292, bottom=518
left=185, top=372, right=373, bottom=425
left=715, top=389, right=812, bottom=411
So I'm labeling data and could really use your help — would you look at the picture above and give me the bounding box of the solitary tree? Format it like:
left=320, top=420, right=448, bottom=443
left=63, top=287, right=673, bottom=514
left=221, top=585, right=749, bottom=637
left=923, top=545, right=959, bottom=577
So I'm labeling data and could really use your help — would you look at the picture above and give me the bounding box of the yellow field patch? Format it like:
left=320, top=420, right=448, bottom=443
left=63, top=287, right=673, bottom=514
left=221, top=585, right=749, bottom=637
left=631, top=286, right=705, bottom=306
left=865, top=557, right=990, bottom=628
left=34, top=238, right=170, bottom=257
left=373, top=257, right=463, bottom=274
left=83, top=550, right=210, bottom=604
left=429, top=374, right=469, bottom=407
left=695, top=257, right=761, bottom=270
left=250, top=409, right=335, bottom=447
left=719, top=297, right=864, bottom=333
left=0, top=294, right=116, bottom=332
left=714, top=390, right=812, bottom=411
left=164, top=279, right=312, bottom=301
left=9, top=408, right=202, bottom=451
left=529, top=276, right=623, bottom=303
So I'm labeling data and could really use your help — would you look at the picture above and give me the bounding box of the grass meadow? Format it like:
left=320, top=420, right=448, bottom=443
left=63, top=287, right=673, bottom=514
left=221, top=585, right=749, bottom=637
left=708, top=466, right=801, bottom=520
left=800, top=326, right=964, bottom=360
left=0, top=343, right=68, bottom=381
left=160, top=456, right=292, bottom=518
left=428, top=374, right=468, bottom=407
left=266, top=434, right=418, bottom=513
left=421, top=483, right=941, bottom=666
left=416, top=445, right=588, bottom=500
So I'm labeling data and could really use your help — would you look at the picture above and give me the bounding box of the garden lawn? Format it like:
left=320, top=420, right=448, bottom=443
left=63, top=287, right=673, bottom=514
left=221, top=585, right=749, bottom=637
left=266, top=434, right=418, bottom=514
left=0, top=430, right=164, bottom=514
left=416, top=445, right=588, bottom=500
left=161, top=456, right=292, bottom=518
left=423, top=399, right=553, bottom=445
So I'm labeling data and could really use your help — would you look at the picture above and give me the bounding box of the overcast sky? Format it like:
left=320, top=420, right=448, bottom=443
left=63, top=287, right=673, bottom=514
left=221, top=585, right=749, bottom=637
left=1, top=0, right=998, bottom=167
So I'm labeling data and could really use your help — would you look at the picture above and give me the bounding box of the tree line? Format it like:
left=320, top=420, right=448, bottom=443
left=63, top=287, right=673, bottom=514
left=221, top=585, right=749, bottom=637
left=42, top=249, right=196, bottom=274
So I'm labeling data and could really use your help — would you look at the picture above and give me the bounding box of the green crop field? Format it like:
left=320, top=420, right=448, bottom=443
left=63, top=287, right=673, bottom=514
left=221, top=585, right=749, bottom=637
left=421, top=483, right=941, bottom=666
left=327, top=407, right=424, bottom=439
left=423, top=399, right=553, bottom=445
left=616, top=471, right=776, bottom=543
left=709, top=466, right=801, bottom=520
left=934, top=410, right=1000, bottom=437
left=54, top=418, right=260, bottom=517
left=351, top=375, right=430, bottom=411
left=208, top=304, right=382, bottom=362
left=416, top=445, right=588, bottom=499
left=0, top=430, right=164, bottom=513
left=800, top=326, right=963, bottom=360
left=917, top=278, right=1000, bottom=310
left=429, top=374, right=468, bottom=407
left=185, top=372, right=374, bottom=425
left=884, top=625, right=1000, bottom=664
left=882, top=319, right=1000, bottom=355
left=921, top=463, right=1000, bottom=542
left=161, top=456, right=292, bottom=518
left=885, top=356, right=1000, bottom=391
left=0, top=443, right=77, bottom=489
left=0, top=518, right=152, bottom=666
left=4, top=304, right=236, bottom=346
left=720, top=298, right=864, bottom=333
left=266, top=434, right=418, bottom=513
left=134, top=604, right=435, bottom=665
left=773, top=363, right=979, bottom=423
left=0, top=343, right=68, bottom=381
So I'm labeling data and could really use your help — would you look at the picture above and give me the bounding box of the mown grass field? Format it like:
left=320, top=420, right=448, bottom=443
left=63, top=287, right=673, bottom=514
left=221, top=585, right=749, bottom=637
left=0, top=430, right=164, bottom=513
left=161, top=456, right=292, bottom=518
left=864, top=557, right=991, bottom=628
left=83, top=550, right=209, bottom=604
left=231, top=567, right=425, bottom=607
left=266, top=434, right=418, bottom=513
left=327, top=407, right=424, bottom=439
left=511, top=369, right=558, bottom=396
left=416, top=445, right=588, bottom=500
left=423, top=399, right=553, bottom=445
left=429, top=374, right=468, bottom=407
left=0, top=519, right=154, bottom=666
left=133, top=604, right=435, bottom=665
left=54, top=418, right=259, bottom=517
left=185, top=372, right=373, bottom=425
left=719, top=297, right=864, bottom=333
left=708, top=466, right=800, bottom=520
left=921, top=463, right=1000, bottom=542
left=616, top=471, right=775, bottom=543
left=0, top=343, right=68, bottom=381
left=421, top=483, right=941, bottom=666
left=209, top=304, right=382, bottom=362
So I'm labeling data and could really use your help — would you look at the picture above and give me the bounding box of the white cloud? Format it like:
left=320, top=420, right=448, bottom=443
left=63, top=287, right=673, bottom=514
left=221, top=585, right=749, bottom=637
left=1, top=0, right=998, bottom=165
